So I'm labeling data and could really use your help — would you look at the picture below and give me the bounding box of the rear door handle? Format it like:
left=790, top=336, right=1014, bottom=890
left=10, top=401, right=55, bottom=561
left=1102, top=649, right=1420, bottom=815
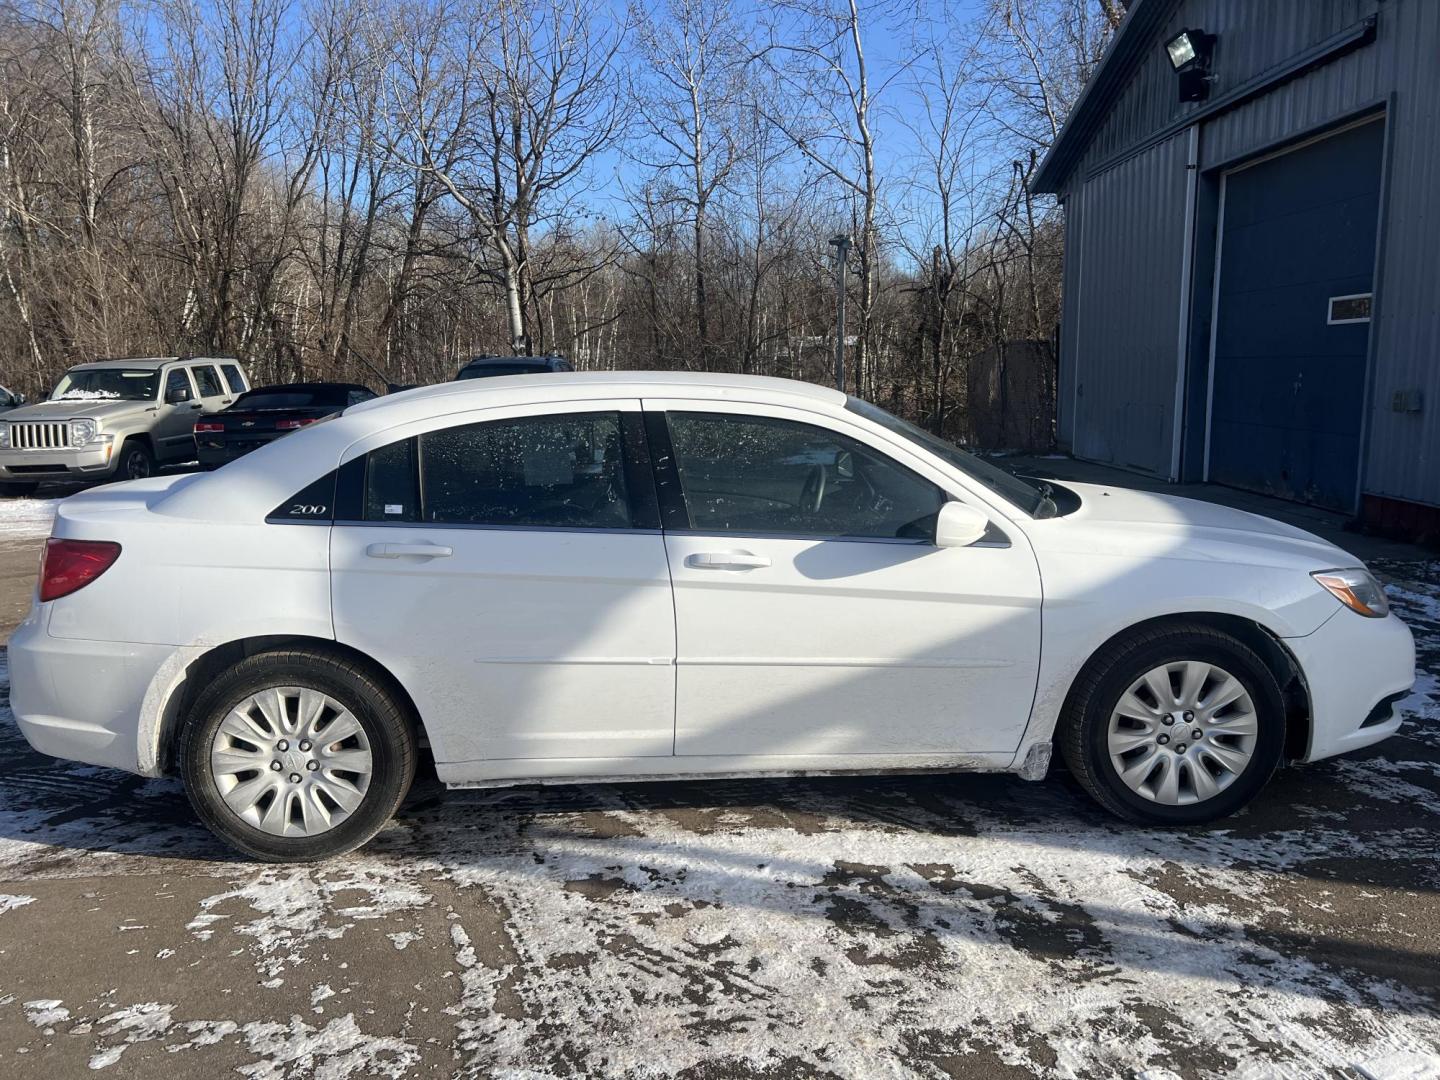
left=685, top=551, right=771, bottom=570
left=365, top=542, right=453, bottom=560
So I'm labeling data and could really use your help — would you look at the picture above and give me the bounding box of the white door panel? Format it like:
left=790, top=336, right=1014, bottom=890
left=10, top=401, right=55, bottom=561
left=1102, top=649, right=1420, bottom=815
left=332, top=526, right=676, bottom=764
left=666, top=533, right=1041, bottom=756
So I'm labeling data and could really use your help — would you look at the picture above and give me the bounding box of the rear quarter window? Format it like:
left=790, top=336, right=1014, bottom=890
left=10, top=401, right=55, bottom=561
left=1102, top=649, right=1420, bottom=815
left=268, top=471, right=338, bottom=523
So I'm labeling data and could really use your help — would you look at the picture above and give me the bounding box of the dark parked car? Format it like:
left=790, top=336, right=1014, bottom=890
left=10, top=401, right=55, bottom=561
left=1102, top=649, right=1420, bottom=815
left=454, top=355, right=573, bottom=380
left=195, top=382, right=376, bottom=467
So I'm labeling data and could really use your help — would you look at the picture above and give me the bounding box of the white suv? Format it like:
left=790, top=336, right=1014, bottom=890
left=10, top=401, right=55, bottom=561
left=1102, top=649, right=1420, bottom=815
left=0, top=356, right=249, bottom=495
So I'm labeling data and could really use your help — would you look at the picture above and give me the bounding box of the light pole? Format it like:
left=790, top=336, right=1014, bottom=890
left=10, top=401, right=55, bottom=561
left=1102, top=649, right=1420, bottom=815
left=828, top=234, right=851, bottom=393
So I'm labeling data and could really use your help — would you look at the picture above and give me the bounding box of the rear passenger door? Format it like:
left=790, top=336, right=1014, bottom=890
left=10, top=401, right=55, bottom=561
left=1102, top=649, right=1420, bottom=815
left=190, top=362, right=233, bottom=412
left=328, top=402, right=677, bottom=778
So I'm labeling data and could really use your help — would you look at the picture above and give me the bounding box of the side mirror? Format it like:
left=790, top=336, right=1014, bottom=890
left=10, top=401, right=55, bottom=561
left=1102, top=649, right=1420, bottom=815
left=166, top=386, right=192, bottom=405
left=935, top=501, right=990, bottom=548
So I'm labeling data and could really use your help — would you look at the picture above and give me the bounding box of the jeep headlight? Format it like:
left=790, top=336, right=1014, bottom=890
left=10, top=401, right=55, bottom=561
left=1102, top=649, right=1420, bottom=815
left=0, top=423, right=9, bottom=449
left=69, top=418, right=99, bottom=446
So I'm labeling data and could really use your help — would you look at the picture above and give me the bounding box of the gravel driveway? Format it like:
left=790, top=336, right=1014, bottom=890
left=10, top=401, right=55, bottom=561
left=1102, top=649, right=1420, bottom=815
left=0, top=503, right=1438, bottom=1078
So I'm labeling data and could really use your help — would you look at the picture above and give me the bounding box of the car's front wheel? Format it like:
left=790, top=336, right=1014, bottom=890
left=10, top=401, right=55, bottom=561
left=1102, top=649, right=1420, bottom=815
left=1059, top=623, right=1286, bottom=824
left=179, top=649, right=416, bottom=861
left=115, top=439, right=154, bottom=482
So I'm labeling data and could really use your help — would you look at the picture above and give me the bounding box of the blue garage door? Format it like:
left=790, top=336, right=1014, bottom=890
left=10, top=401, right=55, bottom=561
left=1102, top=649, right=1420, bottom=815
left=1208, top=118, right=1384, bottom=511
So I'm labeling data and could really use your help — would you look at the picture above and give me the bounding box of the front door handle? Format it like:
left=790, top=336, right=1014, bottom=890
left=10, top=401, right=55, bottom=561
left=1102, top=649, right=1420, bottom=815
left=685, top=551, right=771, bottom=570
left=366, top=542, right=453, bottom=560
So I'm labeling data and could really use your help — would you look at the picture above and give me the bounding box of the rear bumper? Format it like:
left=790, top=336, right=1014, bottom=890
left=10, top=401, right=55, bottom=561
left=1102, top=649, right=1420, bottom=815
left=0, top=445, right=115, bottom=479
left=7, top=615, right=173, bottom=775
left=1287, top=609, right=1416, bottom=762
left=196, top=440, right=271, bottom=466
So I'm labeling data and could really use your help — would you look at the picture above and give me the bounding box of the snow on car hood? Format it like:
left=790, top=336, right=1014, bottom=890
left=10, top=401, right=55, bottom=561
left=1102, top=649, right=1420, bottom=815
left=1038, top=481, right=1361, bottom=569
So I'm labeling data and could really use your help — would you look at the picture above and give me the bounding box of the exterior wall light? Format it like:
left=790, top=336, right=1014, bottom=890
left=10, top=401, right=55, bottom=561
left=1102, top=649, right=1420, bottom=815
left=1165, top=28, right=1216, bottom=102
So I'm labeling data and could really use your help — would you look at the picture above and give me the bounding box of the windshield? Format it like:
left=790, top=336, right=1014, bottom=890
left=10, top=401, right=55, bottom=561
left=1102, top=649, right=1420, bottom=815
left=51, top=368, right=159, bottom=402
left=845, top=397, right=1055, bottom=518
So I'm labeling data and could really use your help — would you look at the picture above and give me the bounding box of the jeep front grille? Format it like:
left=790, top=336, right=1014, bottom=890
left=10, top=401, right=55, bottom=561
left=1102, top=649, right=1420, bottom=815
left=8, top=421, right=74, bottom=450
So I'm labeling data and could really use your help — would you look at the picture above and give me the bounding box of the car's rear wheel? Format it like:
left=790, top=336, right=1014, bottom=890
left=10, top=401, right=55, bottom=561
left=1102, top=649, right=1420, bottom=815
left=115, top=440, right=153, bottom=482
left=179, top=649, right=416, bottom=861
left=1058, top=623, right=1286, bottom=825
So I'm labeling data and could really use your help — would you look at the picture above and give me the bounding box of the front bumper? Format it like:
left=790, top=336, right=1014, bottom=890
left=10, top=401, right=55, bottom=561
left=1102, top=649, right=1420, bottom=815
left=7, top=615, right=173, bottom=775
left=1286, top=608, right=1416, bottom=762
left=0, top=444, right=115, bottom=480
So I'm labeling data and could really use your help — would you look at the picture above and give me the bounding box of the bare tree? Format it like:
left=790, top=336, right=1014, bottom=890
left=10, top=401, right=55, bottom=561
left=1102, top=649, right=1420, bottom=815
left=753, top=0, right=909, bottom=398
left=629, top=0, right=744, bottom=370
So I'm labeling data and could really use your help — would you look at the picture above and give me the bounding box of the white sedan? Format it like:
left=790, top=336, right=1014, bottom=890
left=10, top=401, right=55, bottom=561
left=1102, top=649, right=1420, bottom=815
left=8, top=373, right=1416, bottom=860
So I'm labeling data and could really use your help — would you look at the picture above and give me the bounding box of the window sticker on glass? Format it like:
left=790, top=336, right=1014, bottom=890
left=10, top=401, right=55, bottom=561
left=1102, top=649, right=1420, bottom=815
left=1328, top=293, right=1372, bottom=324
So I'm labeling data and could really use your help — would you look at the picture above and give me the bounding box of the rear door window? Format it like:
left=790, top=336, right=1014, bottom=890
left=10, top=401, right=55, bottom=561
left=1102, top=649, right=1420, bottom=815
left=221, top=364, right=247, bottom=394
left=191, top=364, right=225, bottom=399
left=360, top=411, right=637, bottom=530
left=421, top=412, right=631, bottom=529
left=364, top=439, right=419, bottom=522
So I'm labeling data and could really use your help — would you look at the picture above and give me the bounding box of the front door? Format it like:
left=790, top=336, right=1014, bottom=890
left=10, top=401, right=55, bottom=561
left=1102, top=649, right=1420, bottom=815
left=648, top=402, right=1043, bottom=759
left=155, top=367, right=202, bottom=460
left=329, top=404, right=676, bottom=770
left=1208, top=118, right=1384, bottom=510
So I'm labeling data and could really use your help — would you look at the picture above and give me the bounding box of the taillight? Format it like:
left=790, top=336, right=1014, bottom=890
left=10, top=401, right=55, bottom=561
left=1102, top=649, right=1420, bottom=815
left=39, top=539, right=121, bottom=602
left=276, top=418, right=317, bottom=430
left=194, top=421, right=224, bottom=433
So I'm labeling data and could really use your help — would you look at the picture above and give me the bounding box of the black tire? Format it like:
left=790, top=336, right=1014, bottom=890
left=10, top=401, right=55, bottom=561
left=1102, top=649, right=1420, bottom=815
left=179, top=649, right=417, bottom=862
left=115, top=439, right=154, bottom=481
left=1058, top=622, right=1286, bottom=825
left=0, top=481, right=39, bottom=497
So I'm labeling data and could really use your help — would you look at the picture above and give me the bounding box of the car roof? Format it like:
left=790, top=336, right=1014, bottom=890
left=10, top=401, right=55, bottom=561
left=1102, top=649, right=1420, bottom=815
left=69, top=356, right=240, bottom=371
left=349, top=370, right=843, bottom=415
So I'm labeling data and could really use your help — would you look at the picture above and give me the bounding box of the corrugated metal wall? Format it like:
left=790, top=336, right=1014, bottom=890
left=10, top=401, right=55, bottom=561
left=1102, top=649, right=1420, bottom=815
left=1067, top=133, right=1190, bottom=475
left=1056, top=195, right=1082, bottom=449
left=1058, top=0, right=1440, bottom=507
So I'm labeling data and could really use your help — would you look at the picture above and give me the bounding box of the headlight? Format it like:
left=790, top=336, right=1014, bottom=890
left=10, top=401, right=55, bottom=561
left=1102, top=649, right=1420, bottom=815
left=0, top=423, right=9, bottom=449
left=69, top=419, right=99, bottom=446
left=1312, top=568, right=1390, bottom=618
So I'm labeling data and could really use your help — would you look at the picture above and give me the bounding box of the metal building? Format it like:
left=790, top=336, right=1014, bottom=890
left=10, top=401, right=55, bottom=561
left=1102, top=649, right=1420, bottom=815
left=1033, top=0, right=1440, bottom=534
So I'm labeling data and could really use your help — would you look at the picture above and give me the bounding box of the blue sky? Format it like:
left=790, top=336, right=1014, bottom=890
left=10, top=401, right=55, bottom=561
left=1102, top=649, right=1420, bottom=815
left=583, top=0, right=1006, bottom=247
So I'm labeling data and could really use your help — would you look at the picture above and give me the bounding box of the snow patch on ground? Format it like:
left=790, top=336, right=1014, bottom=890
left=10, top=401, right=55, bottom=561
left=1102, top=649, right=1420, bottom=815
left=237, top=1013, right=418, bottom=1080
left=23, top=998, right=69, bottom=1027
left=189, top=867, right=432, bottom=977
left=0, top=892, right=35, bottom=914
left=0, top=498, right=59, bottom=541
left=1354, top=1050, right=1440, bottom=1080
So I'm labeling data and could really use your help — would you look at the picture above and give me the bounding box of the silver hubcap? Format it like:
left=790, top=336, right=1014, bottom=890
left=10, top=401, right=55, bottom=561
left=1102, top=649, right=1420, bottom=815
left=209, top=686, right=372, bottom=837
left=1107, top=660, right=1259, bottom=806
